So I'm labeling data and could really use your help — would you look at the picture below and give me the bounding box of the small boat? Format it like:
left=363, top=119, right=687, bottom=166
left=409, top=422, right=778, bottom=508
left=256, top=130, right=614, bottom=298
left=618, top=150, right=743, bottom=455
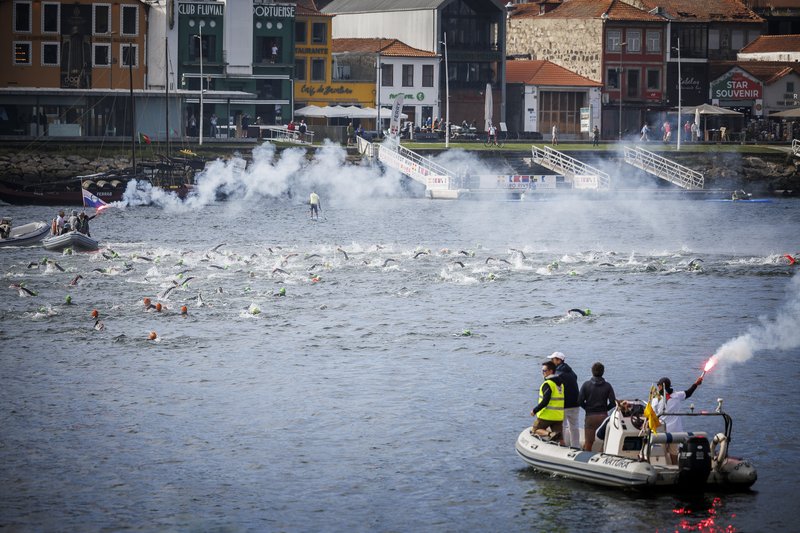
left=515, top=399, right=757, bottom=490
left=0, top=219, right=50, bottom=247
left=731, top=189, right=752, bottom=201
left=42, top=231, right=99, bottom=252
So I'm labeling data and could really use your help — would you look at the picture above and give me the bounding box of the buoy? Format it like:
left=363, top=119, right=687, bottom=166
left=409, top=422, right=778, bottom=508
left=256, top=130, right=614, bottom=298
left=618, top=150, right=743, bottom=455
left=278, top=287, right=286, bottom=296
left=462, top=329, right=472, bottom=336
left=144, top=297, right=151, bottom=306
left=148, top=331, right=157, bottom=340
left=155, top=302, right=162, bottom=312
left=91, top=309, right=98, bottom=318
left=65, top=295, right=72, bottom=305
left=180, top=305, right=188, bottom=315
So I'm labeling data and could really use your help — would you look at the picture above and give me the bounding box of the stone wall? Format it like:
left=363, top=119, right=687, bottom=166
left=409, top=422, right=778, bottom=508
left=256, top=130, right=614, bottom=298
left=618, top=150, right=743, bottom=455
left=507, top=17, right=604, bottom=82
left=0, top=153, right=132, bottom=183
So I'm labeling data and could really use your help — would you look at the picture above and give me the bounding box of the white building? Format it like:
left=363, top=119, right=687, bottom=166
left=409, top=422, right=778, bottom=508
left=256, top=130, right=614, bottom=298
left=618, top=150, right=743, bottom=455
left=332, top=38, right=439, bottom=127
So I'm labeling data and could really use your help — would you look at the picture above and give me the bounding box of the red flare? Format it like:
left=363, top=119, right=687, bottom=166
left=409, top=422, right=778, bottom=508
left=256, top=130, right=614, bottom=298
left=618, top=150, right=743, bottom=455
left=703, top=356, right=717, bottom=375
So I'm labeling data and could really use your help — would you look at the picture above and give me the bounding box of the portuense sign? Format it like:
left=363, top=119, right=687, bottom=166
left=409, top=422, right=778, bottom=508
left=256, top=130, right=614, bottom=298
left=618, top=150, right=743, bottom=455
left=710, top=68, right=762, bottom=100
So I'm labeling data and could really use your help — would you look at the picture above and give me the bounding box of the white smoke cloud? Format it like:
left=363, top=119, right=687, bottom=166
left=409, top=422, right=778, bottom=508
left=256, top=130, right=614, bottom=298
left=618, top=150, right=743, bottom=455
left=712, top=274, right=800, bottom=367
left=118, top=140, right=406, bottom=212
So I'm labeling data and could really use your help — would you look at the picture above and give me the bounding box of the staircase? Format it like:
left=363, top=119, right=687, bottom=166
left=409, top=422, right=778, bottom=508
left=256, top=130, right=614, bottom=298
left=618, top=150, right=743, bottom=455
left=531, top=146, right=611, bottom=188
left=623, top=146, right=704, bottom=189
left=356, top=136, right=461, bottom=198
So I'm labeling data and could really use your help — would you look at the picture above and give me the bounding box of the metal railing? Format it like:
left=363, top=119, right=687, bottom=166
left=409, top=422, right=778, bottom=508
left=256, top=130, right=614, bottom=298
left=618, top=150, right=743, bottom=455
left=259, top=125, right=314, bottom=145
left=531, top=146, right=610, bottom=188
left=623, top=146, right=704, bottom=189
left=357, top=136, right=458, bottom=188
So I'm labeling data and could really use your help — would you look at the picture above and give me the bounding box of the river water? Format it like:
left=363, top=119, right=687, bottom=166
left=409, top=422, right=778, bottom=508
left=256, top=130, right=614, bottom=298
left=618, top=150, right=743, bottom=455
left=1, top=164, right=800, bottom=531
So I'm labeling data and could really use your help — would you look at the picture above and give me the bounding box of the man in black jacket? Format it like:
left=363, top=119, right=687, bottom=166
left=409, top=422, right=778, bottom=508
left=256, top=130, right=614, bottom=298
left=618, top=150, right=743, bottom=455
left=550, top=352, right=580, bottom=448
left=578, top=362, right=616, bottom=451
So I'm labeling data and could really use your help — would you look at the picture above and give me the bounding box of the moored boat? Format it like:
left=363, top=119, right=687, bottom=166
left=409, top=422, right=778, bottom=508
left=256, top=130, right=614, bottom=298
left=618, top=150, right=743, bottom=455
left=42, top=230, right=99, bottom=252
left=515, top=399, right=756, bottom=490
left=0, top=219, right=50, bottom=247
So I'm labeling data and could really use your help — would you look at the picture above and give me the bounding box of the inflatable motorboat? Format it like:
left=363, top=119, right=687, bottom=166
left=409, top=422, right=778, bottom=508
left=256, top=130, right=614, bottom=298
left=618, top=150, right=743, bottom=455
left=515, top=399, right=756, bottom=490
left=0, top=219, right=50, bottom=247
left=42, top=231, right=99, bottom=252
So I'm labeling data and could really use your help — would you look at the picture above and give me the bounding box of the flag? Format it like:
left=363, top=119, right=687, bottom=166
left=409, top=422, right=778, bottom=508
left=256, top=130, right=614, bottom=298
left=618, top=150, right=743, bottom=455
left=389, top=93, right=405, bottom=138
left=82, top=188, right=108, bottom=209
left=643, top=385, right=661, bottom=433
left=138, top=132, right=151, bottom=144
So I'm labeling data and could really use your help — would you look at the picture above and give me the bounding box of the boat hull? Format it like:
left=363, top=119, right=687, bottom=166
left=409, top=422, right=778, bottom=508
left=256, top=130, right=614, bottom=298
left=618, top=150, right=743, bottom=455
left=0, top=221, right=50, bottom=247
left=515, top=428, right=756, bottom=490
left=42, top=231, right=99, bottom=252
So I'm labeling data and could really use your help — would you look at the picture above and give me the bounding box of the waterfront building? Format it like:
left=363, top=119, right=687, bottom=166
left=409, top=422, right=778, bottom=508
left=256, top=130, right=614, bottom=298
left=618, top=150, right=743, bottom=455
left=323, top=0, right=507, bottom=133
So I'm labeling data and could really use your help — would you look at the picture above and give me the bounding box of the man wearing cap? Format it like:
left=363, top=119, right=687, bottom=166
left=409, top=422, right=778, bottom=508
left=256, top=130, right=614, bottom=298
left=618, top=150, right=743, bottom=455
left=530, top=360, right=565, bottom=443
left=550, top=351, right=580, bottom=448
left=650, top=376, right=703, bottom=434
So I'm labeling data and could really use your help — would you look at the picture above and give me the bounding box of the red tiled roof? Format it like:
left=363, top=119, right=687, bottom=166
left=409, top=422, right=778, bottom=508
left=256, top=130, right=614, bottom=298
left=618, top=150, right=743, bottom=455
left=506, top=60, right=602, bottom=87
left=710, top=61, right=800, bottom=84
left=637, top=0, right=763, bottom=23
left=296, top=0, right=334, bottom=17
left=741, top=34, right=800, bottom=54
left=511, top=0, right=662, bottom=22
left=332, top=38, right=437, bottom=57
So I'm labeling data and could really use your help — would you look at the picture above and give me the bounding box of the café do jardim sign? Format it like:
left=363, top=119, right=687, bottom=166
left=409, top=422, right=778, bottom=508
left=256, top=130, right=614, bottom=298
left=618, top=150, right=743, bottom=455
left=710, top=68, right=762, bottom=101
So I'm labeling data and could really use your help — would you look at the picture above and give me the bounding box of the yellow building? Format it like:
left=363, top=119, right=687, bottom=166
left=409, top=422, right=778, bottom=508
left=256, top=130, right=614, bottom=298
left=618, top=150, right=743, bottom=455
left=293, top=0, right=374, bottom=109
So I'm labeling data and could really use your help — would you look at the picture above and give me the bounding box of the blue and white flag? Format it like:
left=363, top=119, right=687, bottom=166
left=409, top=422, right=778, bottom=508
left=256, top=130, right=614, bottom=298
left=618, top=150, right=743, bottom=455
left=82, top=188, right=107, bottom=209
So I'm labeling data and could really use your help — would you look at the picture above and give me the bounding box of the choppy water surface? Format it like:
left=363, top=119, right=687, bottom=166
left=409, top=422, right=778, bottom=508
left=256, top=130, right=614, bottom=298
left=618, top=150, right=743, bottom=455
left=1, top=195, right=799, bottom=532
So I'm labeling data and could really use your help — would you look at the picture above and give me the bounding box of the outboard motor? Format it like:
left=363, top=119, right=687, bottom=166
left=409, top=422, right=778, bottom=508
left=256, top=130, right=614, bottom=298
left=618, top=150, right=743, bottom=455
left=678, top=436, right=712, bottom=486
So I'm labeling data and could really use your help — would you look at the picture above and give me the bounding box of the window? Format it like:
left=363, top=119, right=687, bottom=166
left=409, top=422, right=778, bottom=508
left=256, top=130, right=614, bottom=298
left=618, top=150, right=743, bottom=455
left=646, top=31, right=661, bottom=53
left=787, top=82, right=795, bottom=93
left=43, top=3, right=60, bottom=34
left=607, top=68, right=620, bottom=89
left=312, top=22, right=326, bottom=44
left=311, top=58, right=325, bottom=81
left=402, top=65, right=414, bottom=87
left=296, top=21, right=307, bottom=43
left=295, top=58, right=306, bottom=80
left=255, top=37, right=282, bottom=63
left=42, top=42, right=60, bottom=66
left=121, top=5, right=138, bottom=36
left=709, top=29, right=720, bottom=50
left=14, top=1, right=32, bottom=33
left=646, top=69, right=660, bottom=91
left=627, top=69, right=640, bottom=98
left=422, top=65, right=434, bottom=87
left=121, top=44, right=138, bottom=68
left=14, top=41, right=32, bottom=64
left=731, top=30, right=744, bottom=50
left=607, top=29, right=623, bottom=52
left=190, top=35, right=216, bottom=62
left=94, top=43, right=110, bottom=66
left=627, top=30, right=641, bottom=53
left=94, top=4, right=111, bottom=34
left=381, top=64, right=393, bottom=86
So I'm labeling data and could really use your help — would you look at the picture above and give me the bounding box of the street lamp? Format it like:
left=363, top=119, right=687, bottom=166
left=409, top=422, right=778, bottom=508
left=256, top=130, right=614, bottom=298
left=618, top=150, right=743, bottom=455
left=618, top=41, right=626, bottom=141
left=441, top=32, right=449, bottom=148
left=674, top=37, right=682, bottom=150
left=193, top=22, right=205, bottom=145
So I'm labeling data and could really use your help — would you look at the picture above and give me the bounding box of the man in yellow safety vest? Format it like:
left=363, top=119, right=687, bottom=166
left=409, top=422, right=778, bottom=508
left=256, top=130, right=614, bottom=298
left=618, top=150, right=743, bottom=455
left=531, top=360, right=565, bottom=443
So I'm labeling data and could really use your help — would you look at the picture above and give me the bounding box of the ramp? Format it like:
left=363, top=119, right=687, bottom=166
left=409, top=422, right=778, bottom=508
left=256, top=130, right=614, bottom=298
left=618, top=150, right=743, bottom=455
left=623, top=146, right=704, bottom=189
left=531, top=146, right=610, bottom=188
left=357, top=136, right=461, bottom=198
